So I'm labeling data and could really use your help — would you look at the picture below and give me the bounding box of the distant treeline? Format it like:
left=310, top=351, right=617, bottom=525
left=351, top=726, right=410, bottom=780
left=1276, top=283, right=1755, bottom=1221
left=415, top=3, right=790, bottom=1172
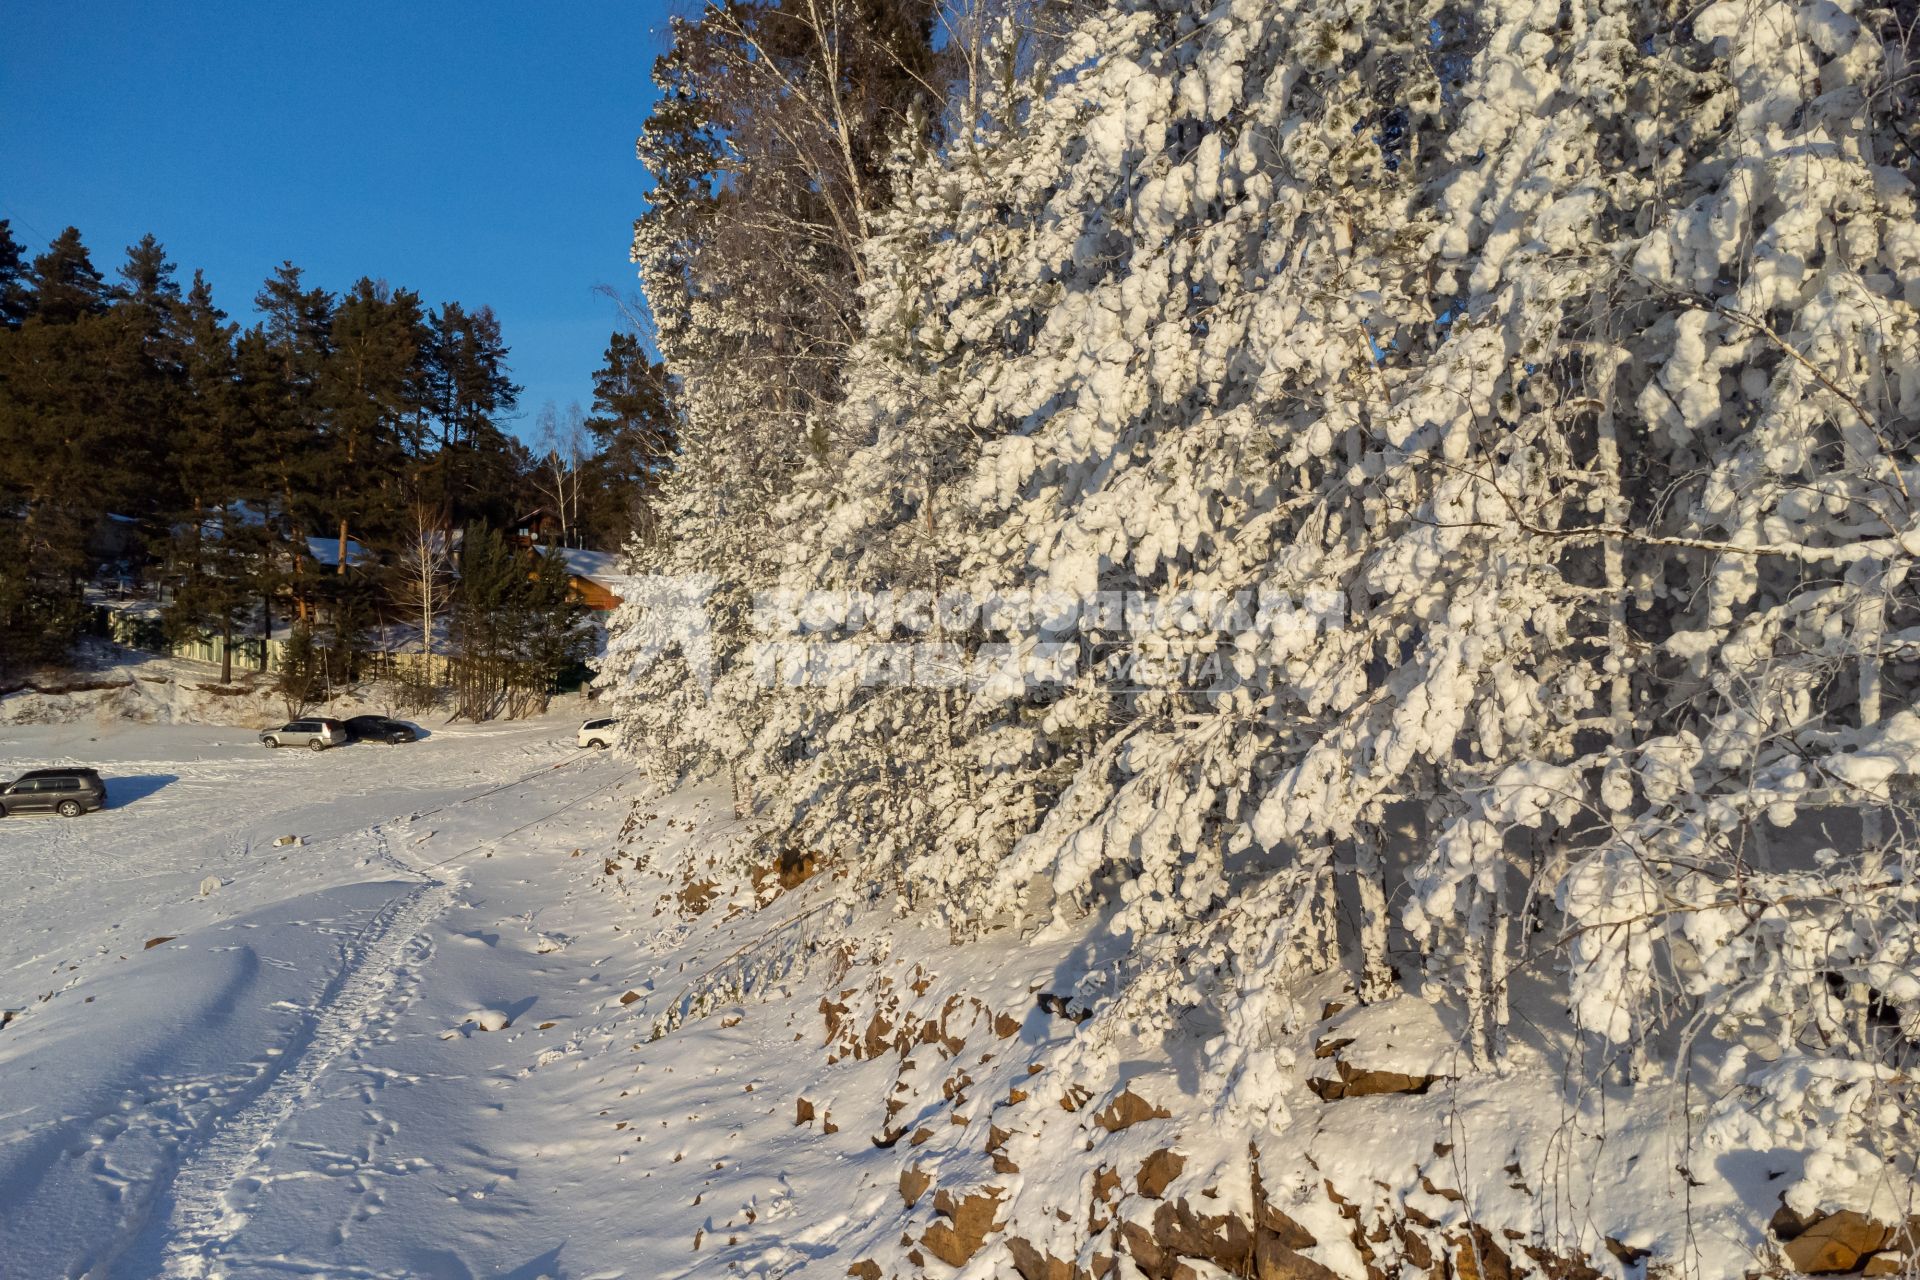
left=0, top=221, right=677, bottom=680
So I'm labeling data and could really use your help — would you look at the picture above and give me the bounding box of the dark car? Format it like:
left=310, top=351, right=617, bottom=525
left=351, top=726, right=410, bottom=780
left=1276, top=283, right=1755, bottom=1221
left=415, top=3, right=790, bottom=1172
left=345, top=715, right=418, bottom=745
left=0, top=768, right=107, bottom=818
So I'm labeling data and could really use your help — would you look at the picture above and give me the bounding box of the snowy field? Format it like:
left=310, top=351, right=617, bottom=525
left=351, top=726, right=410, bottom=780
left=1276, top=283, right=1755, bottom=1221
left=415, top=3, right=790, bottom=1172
left=3, top=715, right=1906, bottom=1279
left=1, top=715, right=1033, bottom=1280
left=0, top=716, right=697, bottom=1279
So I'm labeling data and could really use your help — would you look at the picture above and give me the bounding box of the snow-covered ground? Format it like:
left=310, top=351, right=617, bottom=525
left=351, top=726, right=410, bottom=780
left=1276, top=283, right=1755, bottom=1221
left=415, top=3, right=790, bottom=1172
left=0, top=716, right=671, bottom=1278
left=0, top=714, right=1085, bottom=1280
left=5, top=715, right=1909, bottom=1280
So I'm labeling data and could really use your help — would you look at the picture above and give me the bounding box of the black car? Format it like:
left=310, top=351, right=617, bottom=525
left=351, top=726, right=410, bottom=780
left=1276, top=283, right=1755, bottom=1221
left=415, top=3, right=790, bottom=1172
left=344, top=715, right=419, bottom=745
left=0, top=767, right=107, bottom=817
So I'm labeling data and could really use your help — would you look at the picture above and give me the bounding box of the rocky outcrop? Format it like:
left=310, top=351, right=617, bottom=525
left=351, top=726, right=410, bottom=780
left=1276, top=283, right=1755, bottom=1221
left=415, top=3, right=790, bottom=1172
left=1772, top=1206, right=1920, bottom=1275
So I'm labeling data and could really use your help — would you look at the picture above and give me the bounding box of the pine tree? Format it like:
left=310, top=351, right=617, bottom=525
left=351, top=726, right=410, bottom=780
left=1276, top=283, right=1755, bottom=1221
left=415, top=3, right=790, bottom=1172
left=420, top=302, right=520, bottom=524
left=447, top=527, right=585, bottom=719
left=163, top=272, right=274, bottom=683
left=104, top=234, right=188, bottom=526
left=243, top=262, right=334, bottom=619
left=321, top=277, right=427, bottom=574
left=582, top=331, right=678, bottom=544
left=27, top=226, right=108, bottom=325
left=0, top=227, right=134, bottom=664
left=0, top=220, right=30, bottom=329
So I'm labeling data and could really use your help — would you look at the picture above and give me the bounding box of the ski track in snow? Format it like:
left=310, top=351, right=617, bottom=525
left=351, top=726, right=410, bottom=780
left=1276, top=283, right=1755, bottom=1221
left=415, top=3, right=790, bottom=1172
left=0, top=724, right=637, bottom=1276
left=144, top=824, right=459, bottom=1279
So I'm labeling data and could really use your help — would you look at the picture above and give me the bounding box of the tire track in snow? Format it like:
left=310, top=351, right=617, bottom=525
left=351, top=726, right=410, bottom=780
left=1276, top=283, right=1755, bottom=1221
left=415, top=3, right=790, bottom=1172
left=149, top=824, right=461, bottom=1279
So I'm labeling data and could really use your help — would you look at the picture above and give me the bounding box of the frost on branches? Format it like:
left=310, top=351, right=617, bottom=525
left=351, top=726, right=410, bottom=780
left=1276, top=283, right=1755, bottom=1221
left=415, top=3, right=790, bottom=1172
left=609, top=0, right=1920, bottom=1258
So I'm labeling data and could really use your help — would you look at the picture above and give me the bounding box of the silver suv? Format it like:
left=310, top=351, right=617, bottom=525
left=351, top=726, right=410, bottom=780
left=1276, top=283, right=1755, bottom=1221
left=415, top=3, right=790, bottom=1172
left=260, top=718, right=347, bottom=752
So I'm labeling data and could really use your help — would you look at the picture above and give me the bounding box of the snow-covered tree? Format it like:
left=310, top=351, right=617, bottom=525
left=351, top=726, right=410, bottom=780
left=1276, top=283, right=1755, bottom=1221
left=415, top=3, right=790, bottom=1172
left=612, top=0, right=1920, bottom=1222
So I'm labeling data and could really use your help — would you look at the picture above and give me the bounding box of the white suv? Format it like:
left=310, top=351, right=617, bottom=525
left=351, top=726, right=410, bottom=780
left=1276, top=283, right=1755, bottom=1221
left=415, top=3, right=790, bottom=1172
left=578, top=717, right=615, bottom=749
left=261, top=718, right=348, bottom=752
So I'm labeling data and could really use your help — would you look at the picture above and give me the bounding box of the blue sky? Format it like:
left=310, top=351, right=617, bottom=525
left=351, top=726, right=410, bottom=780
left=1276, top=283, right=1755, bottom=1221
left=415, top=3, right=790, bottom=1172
left=0, top=2, right=671, bottom=439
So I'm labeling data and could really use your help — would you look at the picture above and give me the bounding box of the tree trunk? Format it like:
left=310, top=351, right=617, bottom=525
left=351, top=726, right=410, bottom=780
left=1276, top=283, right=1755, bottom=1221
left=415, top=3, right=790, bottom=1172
left=1489, top=859, right=1511, bottom=1062
left=1465, top=880, right=1491, bottom=1066
left=422, top=588, right=435, bottom=686
left=1353, top=824, right=1394, bottom=1002
left=1855, top=560, right=1889, bottom=847
left=1594, top=360, right=1632, bottom=759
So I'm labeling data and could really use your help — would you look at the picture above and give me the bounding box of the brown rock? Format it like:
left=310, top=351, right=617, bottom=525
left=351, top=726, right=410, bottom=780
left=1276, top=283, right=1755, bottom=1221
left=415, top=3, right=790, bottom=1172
left=819, top=995, right=850, bottom=1044
left=1090, top=1166, right=1123, bottom=1231
left=1603, top=1237, right=1650, bottom=1266
left=1256, top=1203, right=1317, bottom=1252
left=861, top=1011, right=894, bottom=1060
left=1306, top=1058, right=1437, bottom=1101
left=1250, top=1145, right=1318, bottom=1252
left=618, top=990, right=642, bottom=1006
left=796, top=1097, right=815, bottom=1126
left=144, top=936, right=175, bottom=950
left=1781, top=1211, right=1890, bottom=1274
left=899, top=1166, right=931, bottom=1207
left=846, top=1262, right=881, bottom=1280
left=776, top=846, right=817, bottom=889
left=921, top=1186, right=1004, bottom=1268
left=988, top=1123, right=1021, bottom=1173
left=1256, top=1235, right=1341, bottom=1280
left=675, top=877, right=718, bottom=914
left=1117, top=1220, right=1172, bottom=1278
left=1862, top=1255, right=1904, bottom=1278
left=1449, top=1225, right=1514, bottom=1280
left=909, top=1128, right=935, bottom=1147
left=1096, top=1088, right=1171, bottom=1132
left=1772, top=1203, right=1817, bottom=1241
left=1121, top=1199, right=1257, bottom=1279
left=1007, top=1236, right=1077, bottom=1280
left=1137, top=1148, right=1185, bottom=1199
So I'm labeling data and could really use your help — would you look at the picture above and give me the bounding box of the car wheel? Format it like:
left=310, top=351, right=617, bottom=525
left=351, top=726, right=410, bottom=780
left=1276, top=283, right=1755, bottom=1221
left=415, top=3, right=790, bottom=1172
left=57, top=800, right=82, bottom=818
left=589, top=738, right=608, bottom=749
left=309, top=739, right=326, bottom=753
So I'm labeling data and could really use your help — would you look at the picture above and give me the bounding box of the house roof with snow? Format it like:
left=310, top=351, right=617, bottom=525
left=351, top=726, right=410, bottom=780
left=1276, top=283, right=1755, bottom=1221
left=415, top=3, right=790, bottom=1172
left=304, top=535, right=375, bottom=570
left=534, top=546, right=624, bottom=589
left=532, top=546, right=627, bottom=610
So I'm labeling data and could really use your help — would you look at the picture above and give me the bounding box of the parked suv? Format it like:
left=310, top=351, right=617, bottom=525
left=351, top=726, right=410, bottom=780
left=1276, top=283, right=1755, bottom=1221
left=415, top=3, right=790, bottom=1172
left=345, top=715, right=418, bottom=745
left=578, top=717, right=615, bottom=749
left=0, top=768, right=107, bottom=818
left=260, top=718, right=348, bottom=752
